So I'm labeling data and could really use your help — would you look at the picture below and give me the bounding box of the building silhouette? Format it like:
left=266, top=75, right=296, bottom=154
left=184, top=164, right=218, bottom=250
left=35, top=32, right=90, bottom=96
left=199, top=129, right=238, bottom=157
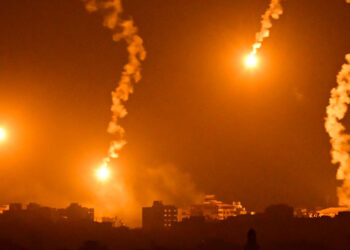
left=2, top=201, right=350, bottom=249
left=2, top=202, right=94, bottom=222
left=142, top=201, right=178, bottom=230
left=244, top=228, right=260, bottom=250
left=58, top=203, right=94, bottom=221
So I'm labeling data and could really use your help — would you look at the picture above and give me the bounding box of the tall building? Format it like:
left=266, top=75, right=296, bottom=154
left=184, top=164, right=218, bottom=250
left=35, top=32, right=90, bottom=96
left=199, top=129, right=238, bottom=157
left=142, top=201, right=178, bottom=230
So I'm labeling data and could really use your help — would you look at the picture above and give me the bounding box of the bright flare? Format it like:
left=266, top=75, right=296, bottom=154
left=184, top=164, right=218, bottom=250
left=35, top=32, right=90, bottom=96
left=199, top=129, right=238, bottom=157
left=0, top=128, right=6, bottom=141
left=245, top=54, right=258, bottom=68
left=96, top=163, right=110, bottom=181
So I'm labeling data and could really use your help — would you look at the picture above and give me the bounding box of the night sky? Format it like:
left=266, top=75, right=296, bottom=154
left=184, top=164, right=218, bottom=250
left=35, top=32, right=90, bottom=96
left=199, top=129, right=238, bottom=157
left=1, top=0, right=350, bottom=225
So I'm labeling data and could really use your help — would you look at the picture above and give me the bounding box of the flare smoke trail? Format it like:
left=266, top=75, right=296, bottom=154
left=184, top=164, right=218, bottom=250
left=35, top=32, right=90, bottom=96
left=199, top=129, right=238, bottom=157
left=83, top=0, right=146, bottom=162
left=325, top=55, right=350, bottom=206
left=81, top=1, right=201, bottom=226
left=250, top=0, right=283, bottom=56
left=325, top=0, right=350, bottom=207
left=325, top=54, right=350, bottom=206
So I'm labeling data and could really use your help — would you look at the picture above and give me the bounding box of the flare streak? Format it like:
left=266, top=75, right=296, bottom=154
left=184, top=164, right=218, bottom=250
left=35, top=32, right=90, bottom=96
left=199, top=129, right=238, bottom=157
left=83, top=0, right=146, bottom=162
left=325, top=54, right=350, bottom=206
left=325, top=0, right=350, bottom=206
left=250, top=0, right=283, bottom=56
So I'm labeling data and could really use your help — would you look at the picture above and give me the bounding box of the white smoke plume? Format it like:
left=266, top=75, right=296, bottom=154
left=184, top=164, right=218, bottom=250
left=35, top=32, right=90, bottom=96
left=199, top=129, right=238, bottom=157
left=83, top=0, right=146, bottom=161
left=325, top=54, right=350, bottom=206
left=325, top=0, right=350, bottom=207
left=250, top=0, right=283, bottom=56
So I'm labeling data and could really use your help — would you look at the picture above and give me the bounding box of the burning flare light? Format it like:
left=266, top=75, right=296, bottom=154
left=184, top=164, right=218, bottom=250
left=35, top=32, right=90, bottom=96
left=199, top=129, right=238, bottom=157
left=0, top=128, right=6, bottom=142
left=245, top=0, right=283, bottom=67
left=245, top=54, right=258, bottom=68
left=96, top=163, right=110, bottom=181
left=82, top=0, right=146, bottom=176
left=325, top=0, right=350, bottom=207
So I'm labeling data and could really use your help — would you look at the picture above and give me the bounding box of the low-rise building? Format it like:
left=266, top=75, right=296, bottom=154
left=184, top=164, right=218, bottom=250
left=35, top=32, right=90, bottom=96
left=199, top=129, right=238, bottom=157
left=58, top=203, right=94, bottom=221
left=181, top=195, right=248, bottom=221
left=2, top=203, right=94, bottom=222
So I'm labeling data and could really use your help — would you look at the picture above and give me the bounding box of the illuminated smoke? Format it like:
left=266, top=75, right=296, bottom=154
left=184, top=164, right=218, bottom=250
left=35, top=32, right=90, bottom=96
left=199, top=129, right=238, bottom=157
left=325, top=54, right=350, bottom=206
left=83, top=0, right=146, bottom=160
left=250, top=0, right=283, bottom=56
left=90, top=163, right=203, bottom=226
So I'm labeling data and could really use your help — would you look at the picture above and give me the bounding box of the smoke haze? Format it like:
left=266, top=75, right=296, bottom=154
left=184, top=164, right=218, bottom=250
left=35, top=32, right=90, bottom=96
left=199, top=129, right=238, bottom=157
left=84, top=162, right=201, bottom=226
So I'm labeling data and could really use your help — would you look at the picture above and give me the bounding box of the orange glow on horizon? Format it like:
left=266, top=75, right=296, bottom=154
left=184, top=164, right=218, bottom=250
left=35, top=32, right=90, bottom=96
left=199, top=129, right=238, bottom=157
left=245, top=53, right=258, bottom=68
left=96, top=163, right=110, bottom=182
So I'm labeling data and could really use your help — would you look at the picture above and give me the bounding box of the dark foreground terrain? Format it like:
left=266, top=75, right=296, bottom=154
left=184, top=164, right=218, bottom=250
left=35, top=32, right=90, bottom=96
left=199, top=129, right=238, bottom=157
left=1, top=213, right=350, bottom=250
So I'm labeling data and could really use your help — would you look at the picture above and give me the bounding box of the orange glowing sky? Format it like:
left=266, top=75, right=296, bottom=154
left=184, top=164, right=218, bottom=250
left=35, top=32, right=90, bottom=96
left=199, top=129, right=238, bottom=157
left=0, top=0, right=350, bottom=226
